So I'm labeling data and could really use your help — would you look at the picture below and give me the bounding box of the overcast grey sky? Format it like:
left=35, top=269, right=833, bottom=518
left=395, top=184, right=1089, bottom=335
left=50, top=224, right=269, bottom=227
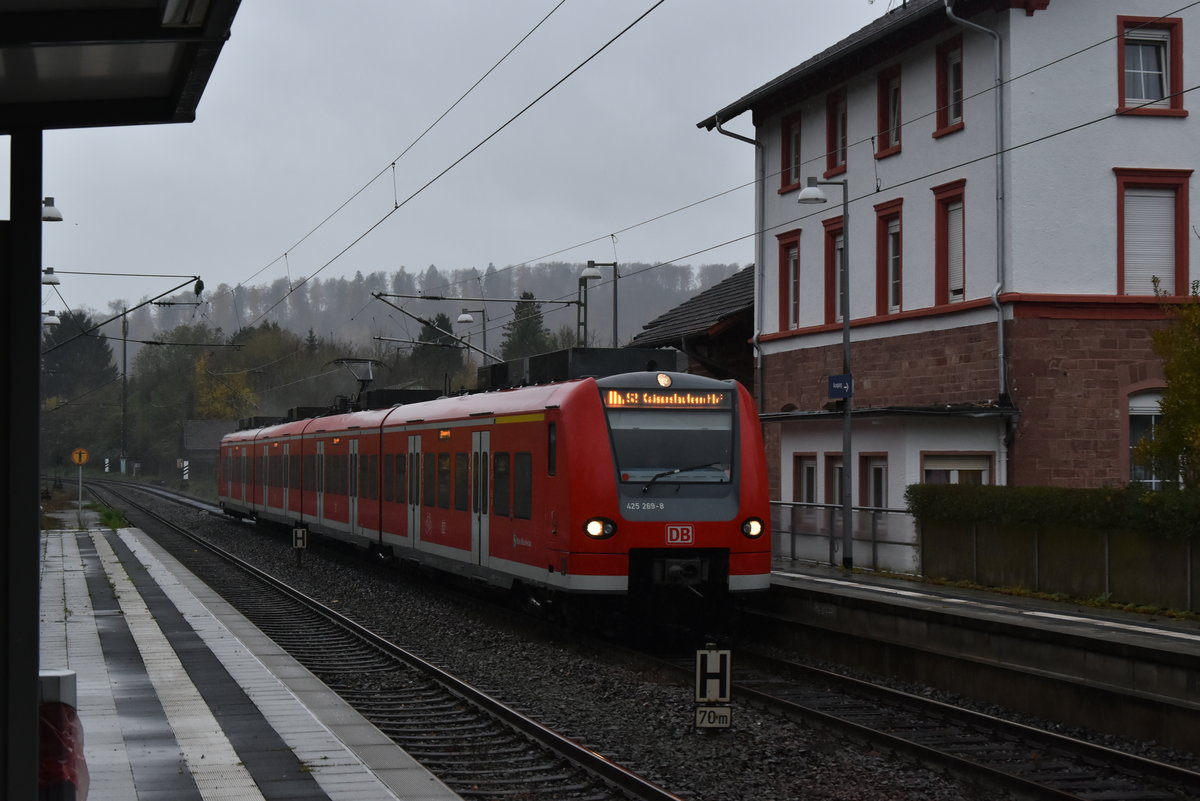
left=17, top=1, right=884, bottom=317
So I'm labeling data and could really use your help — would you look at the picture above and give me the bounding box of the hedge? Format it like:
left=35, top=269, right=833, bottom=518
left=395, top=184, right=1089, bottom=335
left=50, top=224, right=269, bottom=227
left=904, top=483, right=1200, bottom=540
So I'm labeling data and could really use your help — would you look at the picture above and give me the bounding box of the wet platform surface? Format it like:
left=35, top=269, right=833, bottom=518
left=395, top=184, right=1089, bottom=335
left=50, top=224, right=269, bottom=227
left=39, top=519, right=461, bottom=801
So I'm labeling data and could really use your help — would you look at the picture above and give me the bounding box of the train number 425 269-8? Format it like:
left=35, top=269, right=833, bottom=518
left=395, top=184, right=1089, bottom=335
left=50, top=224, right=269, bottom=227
left=625, top=501, right=666, bottom=511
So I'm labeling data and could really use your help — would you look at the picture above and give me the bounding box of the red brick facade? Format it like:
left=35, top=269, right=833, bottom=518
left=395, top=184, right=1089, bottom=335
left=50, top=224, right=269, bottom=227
left=1006, top=317, right=1165, bottom=488
left=760, top=315, right=1168, bottom=492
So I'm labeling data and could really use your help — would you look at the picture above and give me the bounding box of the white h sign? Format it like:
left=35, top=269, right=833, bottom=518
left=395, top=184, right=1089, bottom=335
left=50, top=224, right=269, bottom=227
left=695, top=649, right=731, bottom=703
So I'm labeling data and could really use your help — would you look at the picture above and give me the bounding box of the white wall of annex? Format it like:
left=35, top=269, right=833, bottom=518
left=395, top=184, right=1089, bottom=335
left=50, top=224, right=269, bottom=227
left=1003, top=0, right=1200, bottom=295
left=777, top=414, right=1005, bottom=509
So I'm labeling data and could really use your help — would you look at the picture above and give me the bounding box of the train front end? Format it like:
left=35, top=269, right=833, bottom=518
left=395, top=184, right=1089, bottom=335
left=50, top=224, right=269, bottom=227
left=585, top=371, right=771, bottom=604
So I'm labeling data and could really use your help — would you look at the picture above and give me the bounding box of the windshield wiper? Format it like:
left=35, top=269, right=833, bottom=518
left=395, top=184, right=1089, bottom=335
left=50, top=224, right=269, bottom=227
left=641, top=462, right=722, bottom=493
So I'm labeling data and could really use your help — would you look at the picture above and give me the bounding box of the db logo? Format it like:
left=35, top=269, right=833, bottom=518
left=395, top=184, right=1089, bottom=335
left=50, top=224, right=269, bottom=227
left=666, top=524, right=694, bottom=545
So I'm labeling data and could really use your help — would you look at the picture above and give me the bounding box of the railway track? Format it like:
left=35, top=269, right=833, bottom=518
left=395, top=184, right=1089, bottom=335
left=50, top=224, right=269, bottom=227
left=88, top=482, right=685, bottom=801
left=657, top=647, right=1200, bottom=801
left=89, top=480, right=1200, bottom=801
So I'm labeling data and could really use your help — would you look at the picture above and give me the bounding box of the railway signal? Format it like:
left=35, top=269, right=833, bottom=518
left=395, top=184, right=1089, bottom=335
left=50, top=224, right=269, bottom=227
left=695, top=647, right=732, bottom=730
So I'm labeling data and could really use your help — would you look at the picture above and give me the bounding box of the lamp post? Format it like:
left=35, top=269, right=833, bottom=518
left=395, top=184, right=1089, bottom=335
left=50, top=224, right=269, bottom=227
left=798, top=176, right=854, bottom=570
left=582, top=261, right=619, bottom=347
left=456, top=307, right=488, bottom=366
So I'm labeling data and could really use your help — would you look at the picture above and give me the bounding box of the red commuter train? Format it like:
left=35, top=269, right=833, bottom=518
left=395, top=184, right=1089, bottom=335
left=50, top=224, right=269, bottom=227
left=217, top=369, right=771, bottom=614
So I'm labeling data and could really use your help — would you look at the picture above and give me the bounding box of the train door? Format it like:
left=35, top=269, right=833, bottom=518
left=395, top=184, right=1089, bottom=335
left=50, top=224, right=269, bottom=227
left=407, top=435, right=422, bottom=545
left=282, top=442, right=290, bottom=513
left=258, top=444, right=269, bottom=513
left=471, top=431, right=490, bottom=566
left=316, top=439, right=325, bottom=524
left=238, top=446, right=249, bottom=503
left=349, top=438, right=360, bottom=538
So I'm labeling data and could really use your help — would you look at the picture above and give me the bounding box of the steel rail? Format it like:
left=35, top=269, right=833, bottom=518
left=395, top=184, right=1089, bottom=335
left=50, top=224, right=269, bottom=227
left=90, top=480, right=687, bottom=801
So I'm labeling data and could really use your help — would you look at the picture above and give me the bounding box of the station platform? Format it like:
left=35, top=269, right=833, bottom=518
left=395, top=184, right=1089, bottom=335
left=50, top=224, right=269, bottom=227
left=39, top=517, right=461, bottom=801
left=766, top=557, right=1200, bottom=753
left=769, top=556, right=1200, bottom=657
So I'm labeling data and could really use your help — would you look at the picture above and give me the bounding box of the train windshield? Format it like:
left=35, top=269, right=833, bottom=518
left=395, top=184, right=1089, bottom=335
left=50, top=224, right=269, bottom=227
left=605, top=408, right=733, bottom=485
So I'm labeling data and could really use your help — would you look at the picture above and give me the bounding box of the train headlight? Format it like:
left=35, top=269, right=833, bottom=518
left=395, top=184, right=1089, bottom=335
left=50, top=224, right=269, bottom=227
left=741, top=517, right=764, bottom=539
left=583, top=517, right=617, bottom=539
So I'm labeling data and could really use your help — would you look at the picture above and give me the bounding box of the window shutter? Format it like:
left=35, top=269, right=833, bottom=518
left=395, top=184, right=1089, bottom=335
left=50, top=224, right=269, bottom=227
left=1124, top=187, right=1175, bottom=294
left=946, top=201, right=964, bottom=299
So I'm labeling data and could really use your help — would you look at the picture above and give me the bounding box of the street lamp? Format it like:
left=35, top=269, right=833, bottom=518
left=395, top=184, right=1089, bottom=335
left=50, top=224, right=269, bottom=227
left=583, top=261, right=619, bottom=347
left=41, top=267, right=60, bottom=285
left=42, top=310, right=61, bottom=327
left=41, top=197, right=63, bottom=222
left=456, top=307, right=488, bottom=366
left=798, top=176, right=854, bottom=570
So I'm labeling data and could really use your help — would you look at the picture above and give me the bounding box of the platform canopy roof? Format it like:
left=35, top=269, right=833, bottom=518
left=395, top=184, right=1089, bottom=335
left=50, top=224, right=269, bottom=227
left=0, top=0, right=240, bottom=133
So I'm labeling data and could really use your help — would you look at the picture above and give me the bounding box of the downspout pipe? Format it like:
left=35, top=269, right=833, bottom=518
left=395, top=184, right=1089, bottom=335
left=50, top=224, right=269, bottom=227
left=713, top=115, right=765, bottom=413
left=945, top=0, right=1011, bottom=485
left=944, top=0, right=1007, bottom=400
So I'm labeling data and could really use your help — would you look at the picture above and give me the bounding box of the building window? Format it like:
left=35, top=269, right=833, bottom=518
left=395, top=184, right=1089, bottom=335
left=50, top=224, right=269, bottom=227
left=922, top=454, right=990, bottom=485
left=935, top=36, right=964, bottom=137
left=793, top=455, right=817, bottom=503
left=825, top=87, right=848, bottom=177
left=874, top=198, right=903, bottom=315
left=863, top=456, right=888, bottom=508
left=876, top=65, right=902, bottom=157
left=1129, top=391, right=1168, bottom=489
left=777, top=229, right=802, bottom=331
left=1114, top=168, right=1191, bottom=295
left=1118, top=16, right=1185, bottom=116
left=780, top=113, right=803, bottom=193
left=824, top=454, right=844, bottom=505
left=823, top=217, right=845, bottom=324
left=933, top=179, right=966, bottom=305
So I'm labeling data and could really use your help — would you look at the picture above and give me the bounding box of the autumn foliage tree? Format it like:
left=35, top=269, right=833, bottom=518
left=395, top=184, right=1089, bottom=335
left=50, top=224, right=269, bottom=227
left=1133, top=281, right=1200, bottom=490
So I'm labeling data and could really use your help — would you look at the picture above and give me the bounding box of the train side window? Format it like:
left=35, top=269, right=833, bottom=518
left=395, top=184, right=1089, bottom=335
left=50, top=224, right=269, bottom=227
left=366, top=454, right=378, bottom=500
left=454, top=453, right=469, bottom=511
left=289, top=452, right=300, bottom=489
left=548, top=423, right=557, bottom=476
left=514, top=452, right=532, bottom=520
left=493, top=452, right=510, bottom=517
left=437, top=453, right=451, bottom=509
left=422, top=453, right=436, bottom=507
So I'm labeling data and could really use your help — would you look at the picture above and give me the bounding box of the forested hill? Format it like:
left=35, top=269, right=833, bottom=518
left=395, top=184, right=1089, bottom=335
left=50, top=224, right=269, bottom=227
left=103, top=261, right=743, bottom=363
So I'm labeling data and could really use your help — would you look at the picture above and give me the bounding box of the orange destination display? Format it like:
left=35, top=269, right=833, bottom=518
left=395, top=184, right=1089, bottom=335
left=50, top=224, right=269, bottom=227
left=602, top=389, right=732, bottom=409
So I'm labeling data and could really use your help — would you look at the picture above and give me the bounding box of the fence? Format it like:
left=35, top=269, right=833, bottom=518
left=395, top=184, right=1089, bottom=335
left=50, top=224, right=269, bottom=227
left=770, top=500, right=921, bottom=574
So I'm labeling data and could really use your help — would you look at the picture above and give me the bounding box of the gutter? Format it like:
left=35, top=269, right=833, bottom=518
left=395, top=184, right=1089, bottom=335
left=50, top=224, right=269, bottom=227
left=943, top=0, right=1008, bottom=401
left=945, top=0, right=1012, bottom=485
left=712, top=115, right=766, bottom=414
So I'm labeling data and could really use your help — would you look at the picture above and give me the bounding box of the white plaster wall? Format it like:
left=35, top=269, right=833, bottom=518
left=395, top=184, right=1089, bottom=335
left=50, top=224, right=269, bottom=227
left=757, top=0, right=1200, bottom=327
left=777, top=414, right=1005, bottom=508
left=758, top=9, right=1006, bottom=335
left=1004, top=0, right=1199, bottom=295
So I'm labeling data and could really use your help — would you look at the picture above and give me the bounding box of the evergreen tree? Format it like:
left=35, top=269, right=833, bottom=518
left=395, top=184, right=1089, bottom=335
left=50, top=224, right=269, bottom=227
left=410, top=312, right=462, bottom=388
left=500, top=291, right=553, bottom=360
left=41, top=310, right=119, bottom=401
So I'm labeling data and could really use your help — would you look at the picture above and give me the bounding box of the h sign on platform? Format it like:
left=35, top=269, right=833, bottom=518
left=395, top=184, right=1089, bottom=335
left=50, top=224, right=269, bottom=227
left=695, top=649, right=731, bottom=702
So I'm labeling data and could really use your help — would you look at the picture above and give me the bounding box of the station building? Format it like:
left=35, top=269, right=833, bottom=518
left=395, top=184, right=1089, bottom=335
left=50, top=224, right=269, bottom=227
left=698, top=0, right=1196, bottom=508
